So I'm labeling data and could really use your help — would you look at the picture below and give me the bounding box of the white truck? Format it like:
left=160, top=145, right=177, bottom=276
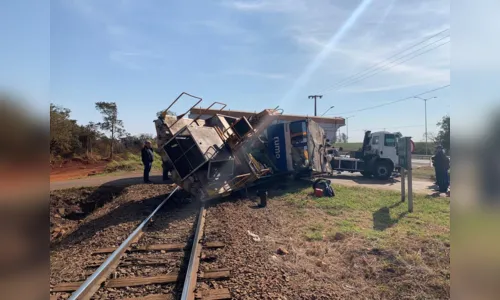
left=328, top=131, right=399, bottom=180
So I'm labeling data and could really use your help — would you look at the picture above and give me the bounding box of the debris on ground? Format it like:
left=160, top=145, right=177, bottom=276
left=276, top=247, right=289, bottom=255
left=247, top=230, right=261, bottom=242
left=333, top=232, right=346, bottom=241
left=312, top=178, right=335, bottom=197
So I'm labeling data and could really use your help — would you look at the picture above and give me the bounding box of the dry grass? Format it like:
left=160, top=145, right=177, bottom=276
left=104, top=152, right=162, bottom=173
left=412, top=166, right=436, bottom=181
left=275, top=182, right=450, bottom=299
left=203, top=179, right=450, bottom=299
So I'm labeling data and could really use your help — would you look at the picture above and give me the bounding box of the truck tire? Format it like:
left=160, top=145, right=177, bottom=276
left=374, top=160, right=393, bottom=180
left=360, top=171, right=372, bottom=178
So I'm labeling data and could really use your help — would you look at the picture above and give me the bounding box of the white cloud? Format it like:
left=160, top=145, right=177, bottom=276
left=223, top=0, right=451, bottom=93
left=65, top=0, right=160, bottom=69
left=453, top=0, right=500, bottom=70
left=221, top=0, right=306, bottom=13
left=108, top=51, right=165, bottom=70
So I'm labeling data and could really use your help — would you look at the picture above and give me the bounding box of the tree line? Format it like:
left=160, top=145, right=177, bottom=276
left=50, top=102, right=154, bottom=162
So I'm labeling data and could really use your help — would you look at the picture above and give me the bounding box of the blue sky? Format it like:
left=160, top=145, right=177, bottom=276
left=4, top=0, right=455, bottom=142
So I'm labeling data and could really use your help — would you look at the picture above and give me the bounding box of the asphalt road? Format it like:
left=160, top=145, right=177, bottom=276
left=50, top=171, right=164, bottom=191
left=412, top=159, right=432, bottom=167
left=50, top=167, right=437, bottom=195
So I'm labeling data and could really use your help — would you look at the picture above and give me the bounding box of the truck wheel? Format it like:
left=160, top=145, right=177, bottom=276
left=360, top=171, right=372, bottom=178
left=374, top=161, right=393, bottom=180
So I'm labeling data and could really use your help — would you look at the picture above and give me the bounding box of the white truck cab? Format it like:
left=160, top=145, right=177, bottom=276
left=330, top=131, right=399, bottom=180
left=364, top=131, right=399, bottom=167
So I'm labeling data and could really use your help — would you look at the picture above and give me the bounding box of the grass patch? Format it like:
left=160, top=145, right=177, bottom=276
left=271, top=181, right=450, bottom=299
left=277, top=183, right=450, bottom=244
left=304, top=230, right=323, bottom=241
left=104, top=152, right=162, bottom=173
left=412, top=166, right=436, bottom=181
left=304, top=223, right=325, bottom=241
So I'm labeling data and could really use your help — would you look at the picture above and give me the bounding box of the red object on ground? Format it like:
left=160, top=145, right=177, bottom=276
left=314, top=188, right=324, bottom=197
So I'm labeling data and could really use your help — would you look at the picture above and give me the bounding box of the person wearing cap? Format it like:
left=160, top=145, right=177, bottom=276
left=141, top=141, right=154, bottom=184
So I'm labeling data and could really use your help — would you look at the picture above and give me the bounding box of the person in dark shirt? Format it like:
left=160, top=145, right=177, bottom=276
left=141, top=141, right=154, bottom=183
left=433, top=146, right=450, bottom=193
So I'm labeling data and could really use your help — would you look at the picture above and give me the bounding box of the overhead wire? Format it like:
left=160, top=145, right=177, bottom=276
left=349, top=124, right=424, bottom=132
left=325, top=84, right=449, bottom=116
left=319, top=28, right=449, bottom=93
left=326, top=38, right=450, bottom=92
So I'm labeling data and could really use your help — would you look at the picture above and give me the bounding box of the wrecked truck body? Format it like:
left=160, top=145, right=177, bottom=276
left=155, top=92, right=332, bottom=201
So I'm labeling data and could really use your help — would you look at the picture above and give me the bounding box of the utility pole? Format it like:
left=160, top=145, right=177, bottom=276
left=344, top=115, right=355, bottom=142
left=308, top=95, right=323, bottom=116
left=414, top=96, right=437, bottom=155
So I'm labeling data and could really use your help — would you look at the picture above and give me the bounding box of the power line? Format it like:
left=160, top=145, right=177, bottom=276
left=319, top=28, right=449, bottom=93
left=326, top=84, right=449, bottom=116
left=350, top=124, right=424, bottom=132
left=324, top=38, right=450, bottom=93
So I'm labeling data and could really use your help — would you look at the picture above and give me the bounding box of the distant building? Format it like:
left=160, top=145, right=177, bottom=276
left=189, top=108, right=345, bottom=142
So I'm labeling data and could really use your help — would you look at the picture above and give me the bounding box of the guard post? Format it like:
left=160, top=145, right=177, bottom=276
left=398, top=137, right=413, bottom=212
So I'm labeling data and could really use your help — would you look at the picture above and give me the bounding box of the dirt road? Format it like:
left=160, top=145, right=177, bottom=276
left=50, top=171, right=164, bottom=191
left=50, top=171, right=437, bottom=194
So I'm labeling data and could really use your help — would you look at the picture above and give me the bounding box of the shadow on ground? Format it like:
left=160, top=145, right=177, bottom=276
left=372, top=201, right=408, bottom=231
left=205, top=176, right=311, bottom=210
left=324, top=174, right=400, bottom=186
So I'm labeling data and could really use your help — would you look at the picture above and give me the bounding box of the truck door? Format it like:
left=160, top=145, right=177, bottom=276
left=381, top=133, right=398, bottom=164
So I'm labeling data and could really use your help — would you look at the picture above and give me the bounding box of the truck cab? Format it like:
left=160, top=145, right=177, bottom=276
left=365, top=131, right=398, bottom=165
left=334, top=131, right=398, bottom=180
left=358, top=131, right=398, bottom=179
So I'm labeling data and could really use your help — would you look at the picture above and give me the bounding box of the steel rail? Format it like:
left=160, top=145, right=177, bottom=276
left=69, top=186, right=180, bottom=300
left=180, top=204, right=206, bottom=300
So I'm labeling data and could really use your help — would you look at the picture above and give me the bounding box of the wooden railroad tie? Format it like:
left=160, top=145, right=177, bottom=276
left=195, top=288, right=232, bottom=300
left=92, top=241, right=225, bottom=255
left=51, top=269, right=230, bottom=292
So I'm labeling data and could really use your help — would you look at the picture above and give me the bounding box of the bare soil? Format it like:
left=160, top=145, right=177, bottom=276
left=50, top=158, right=108, bottom=182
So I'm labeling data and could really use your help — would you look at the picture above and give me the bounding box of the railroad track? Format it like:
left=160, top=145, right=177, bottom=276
left=50, top=187, right=232, bottom=300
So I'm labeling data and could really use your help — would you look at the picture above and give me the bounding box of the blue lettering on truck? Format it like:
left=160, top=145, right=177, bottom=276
left=267, top=123, right=287, bottom=172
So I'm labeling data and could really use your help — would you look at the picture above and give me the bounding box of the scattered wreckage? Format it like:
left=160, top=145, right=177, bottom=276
left=154, top=92, right=334, bottom=201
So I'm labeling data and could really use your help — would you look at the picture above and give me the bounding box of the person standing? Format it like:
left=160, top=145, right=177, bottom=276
left=141, top=141, right=154, bottom=184
left=433, top=146, right=450, bottom=193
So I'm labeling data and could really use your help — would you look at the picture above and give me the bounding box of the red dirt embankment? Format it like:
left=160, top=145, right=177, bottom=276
left=50, top=158, right=108, bottom=182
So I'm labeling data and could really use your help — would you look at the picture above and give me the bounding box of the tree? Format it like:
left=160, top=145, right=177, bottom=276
left=50, top=103, right=80, bottom=157
left=339, top=133, right=348, bottom=143
left=422, top=132, right=435, bottom=142
left=434, top=115, right=450, bottom=153
left=95, top=102, right=125, bottom=159
left=81, top=122, right=100, bottom=155
left=156, top=110, right=176, bottom=118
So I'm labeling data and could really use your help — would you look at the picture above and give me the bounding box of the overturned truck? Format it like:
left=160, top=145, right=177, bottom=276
left=155, top=92, right=332, bottom=201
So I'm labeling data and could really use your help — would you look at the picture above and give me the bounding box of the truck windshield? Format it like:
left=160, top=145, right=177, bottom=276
left=384, top=134, right=396, bottom=147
